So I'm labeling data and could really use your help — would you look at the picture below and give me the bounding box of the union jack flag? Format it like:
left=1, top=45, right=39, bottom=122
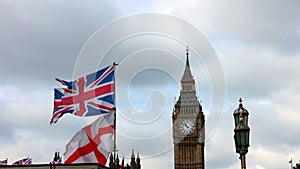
left=12, top=157, right=31, bottom=165
left=0, top=158, right=7, bottom=165
left=50, top=159, right=61, bottom=165
left=50, top=65, right=115, bottom=124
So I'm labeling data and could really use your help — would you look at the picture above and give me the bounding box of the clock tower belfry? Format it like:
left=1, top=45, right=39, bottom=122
left=172, top=46, right=205, bottom=169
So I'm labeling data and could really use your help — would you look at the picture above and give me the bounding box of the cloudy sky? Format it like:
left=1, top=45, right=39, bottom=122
left=1, top=0, right=300, bottom=169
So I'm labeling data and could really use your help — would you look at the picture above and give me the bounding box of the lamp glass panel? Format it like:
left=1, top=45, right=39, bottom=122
left=234, top=114, right=239, bottom=127
left=244, top=115, right=248, bottom=125
left=245, top=130, right=249, bottom=147
left=240, top=130, right=246, bottom=146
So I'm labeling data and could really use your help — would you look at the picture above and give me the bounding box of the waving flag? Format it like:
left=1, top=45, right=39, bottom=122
left=64, top=113, right=114, bottom=165
left=50, top=64, right=115, bottom=124
left=12, top=157, right=31, bottom=165
left=0, top=158, right=7, bottom=165
left=50, top=159, right=61, bottom=165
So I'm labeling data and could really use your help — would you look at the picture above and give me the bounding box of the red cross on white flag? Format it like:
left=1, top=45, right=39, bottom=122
left=64, top=113, right=114, bottom=165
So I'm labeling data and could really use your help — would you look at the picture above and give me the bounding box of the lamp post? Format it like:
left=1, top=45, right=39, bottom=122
left=233, top=98, right=250, bottom=169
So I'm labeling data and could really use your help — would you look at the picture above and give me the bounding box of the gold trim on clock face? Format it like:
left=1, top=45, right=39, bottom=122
left=179, top=119, right=195, bottom=134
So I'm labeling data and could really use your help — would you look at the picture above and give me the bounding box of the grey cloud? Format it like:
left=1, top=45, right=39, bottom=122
left=219, top=46, right=300, bottom=100
left=0, top=119, right=15, bottom=144
left=0, top=0, right=123, bottom=88
left=204, top=109, right=239, bottom=169
left=212, top=0, right=300, bottom=54
left=173, top=0, right=300, bottom=54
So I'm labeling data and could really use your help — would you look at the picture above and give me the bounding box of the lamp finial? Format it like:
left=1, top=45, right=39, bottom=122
left=239, top=98, right=243, bottom=106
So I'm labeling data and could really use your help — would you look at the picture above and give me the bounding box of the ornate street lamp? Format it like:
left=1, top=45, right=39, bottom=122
left=233, top=98, right=250, bottom=169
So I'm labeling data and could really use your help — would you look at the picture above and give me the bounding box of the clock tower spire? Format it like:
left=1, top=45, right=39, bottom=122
left=172, top=46, right=205, bottom=169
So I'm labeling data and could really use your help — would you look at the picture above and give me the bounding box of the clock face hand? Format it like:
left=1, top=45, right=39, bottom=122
left=179, top=120, right=195, bottom=134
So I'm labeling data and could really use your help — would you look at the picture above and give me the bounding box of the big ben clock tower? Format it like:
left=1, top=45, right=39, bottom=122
left=172, top=47, right=205, bottom=169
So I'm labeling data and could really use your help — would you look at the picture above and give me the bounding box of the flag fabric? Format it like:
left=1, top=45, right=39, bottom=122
left=12, top=157, right=31, bottom=165
left=64, top=113, right=114, bottom=165
left=50, top=159, right=61, bottom=165
left=0, top=158, right=7, bottom=165
left=50, top=65, right=115, bottom=124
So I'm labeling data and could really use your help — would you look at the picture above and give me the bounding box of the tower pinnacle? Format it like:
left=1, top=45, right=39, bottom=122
left=181, top=46, right=193, bottom=83
left=186, top=45, right=190, bottom=65
left=131, top=148, right=135, bottom=159
left=173, top=46, right=205, bottom=169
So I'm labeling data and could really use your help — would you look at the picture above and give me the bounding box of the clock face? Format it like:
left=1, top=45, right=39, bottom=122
left=179, top=119, right=195, bottom=134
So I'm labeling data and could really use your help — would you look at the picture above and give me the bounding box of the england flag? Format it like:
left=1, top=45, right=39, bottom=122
left=64, top=113, right=114, bottom=165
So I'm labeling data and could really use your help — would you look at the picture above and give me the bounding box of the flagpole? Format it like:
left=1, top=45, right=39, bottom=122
left=113, top=62, right=118, bottom=169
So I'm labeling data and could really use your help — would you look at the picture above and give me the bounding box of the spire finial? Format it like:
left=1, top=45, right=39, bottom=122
left=185, top=45, right=190, bottom=66
left=186, top=45, right=189, bottom=55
